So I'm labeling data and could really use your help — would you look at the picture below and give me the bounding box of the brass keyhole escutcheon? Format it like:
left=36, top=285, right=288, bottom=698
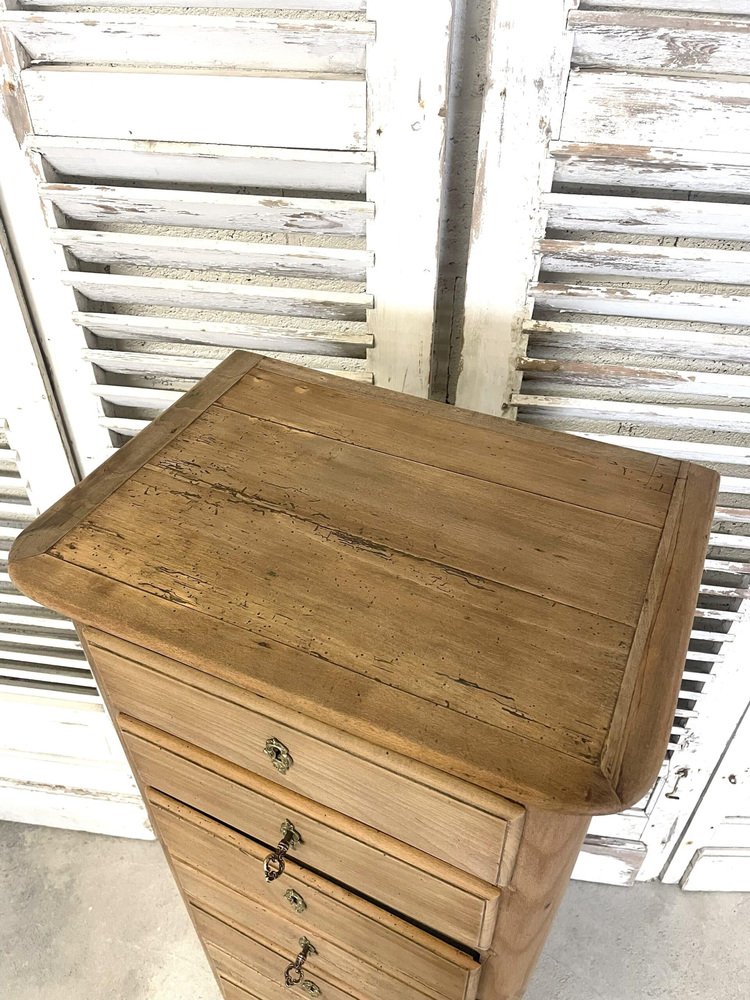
left=284, top=888, right=307, bottom=913
left=301, top=982, right=321, bottom=997
left=265, top=737, right=293, bottom=775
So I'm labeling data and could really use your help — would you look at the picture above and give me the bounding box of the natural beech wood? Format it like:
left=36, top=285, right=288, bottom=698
left=9, top=352, right=718, bottom=997
left=9, top=351, right=262, bottom=565
left=477, top=810, right=591, bottom=1000
left=121, top=717, right=501, bottom=951
left=603, top=463, right=719, bottom=806
left=195, top=907, right=357, bottom=1000
left=86, top=632, right=522, bottom=884
left=149, top=792, right=480, bottom=1000
left=183, top=862, right=457, bottom=1000
left=75, top=629, right=231, bottom=1000
left=10, top=352, right=716, bottom=813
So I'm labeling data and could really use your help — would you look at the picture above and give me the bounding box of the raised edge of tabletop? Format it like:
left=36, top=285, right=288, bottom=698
left=601, top=460, right=719, bottom=809
left=8, top=352, right=262, bottom=596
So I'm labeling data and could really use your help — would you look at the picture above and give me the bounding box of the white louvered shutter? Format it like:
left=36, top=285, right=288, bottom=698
left=459, top=0, right=750, bottom=886
left=0, top=0, right=452, bottom=835
left=1, top=0, right=453, bottom=475
left=0, top=221, right=148, bottom=836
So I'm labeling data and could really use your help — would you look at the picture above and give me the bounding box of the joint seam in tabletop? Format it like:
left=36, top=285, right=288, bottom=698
left=138, top=454, right=656, bottom=629
left=212, top=400, right=670, bottom=530
left=49, top=546, right=615, bottom=765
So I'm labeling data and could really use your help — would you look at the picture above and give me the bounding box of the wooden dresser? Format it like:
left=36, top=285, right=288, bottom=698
left=10, top=352, right=717, bottom=1000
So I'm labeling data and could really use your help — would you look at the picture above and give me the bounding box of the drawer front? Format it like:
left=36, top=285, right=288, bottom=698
left=85, top=629, right=521, bottom=883
left=194, top=907, right=355, bottom=1000
left=218, top=977, right=262, bottom=1000
left=185, top=860, right=459, bottom=1000
left=219, top=977, right=265, bottom=1000
left=150, top=791, right=480, bottom=1000
left=122, top=717, right=499, bottom=950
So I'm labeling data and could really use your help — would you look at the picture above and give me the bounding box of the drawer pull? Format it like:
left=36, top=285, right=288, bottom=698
left=264, top=818, right=302, bottom=883
left=284, top=888, right=307, bottom=913
left=284, top=936, right=317, bottom=988
left=265, top=736, right=293, bottom=775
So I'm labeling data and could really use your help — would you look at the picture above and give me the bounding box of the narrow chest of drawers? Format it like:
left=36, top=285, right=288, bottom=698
left=10, top=352, right=717, bottom=999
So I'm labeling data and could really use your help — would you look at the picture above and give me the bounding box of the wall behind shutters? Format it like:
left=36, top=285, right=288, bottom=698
left=459, top=0, right=750, bottom=885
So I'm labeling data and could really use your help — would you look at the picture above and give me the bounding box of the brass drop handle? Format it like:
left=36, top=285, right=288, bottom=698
left=284, top=937, right=318, bottom=989
left=264, top=819, right=301, bottom=883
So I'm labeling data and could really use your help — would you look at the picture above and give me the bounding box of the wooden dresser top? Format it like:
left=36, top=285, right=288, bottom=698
left=10, top=352, right=717, bottom=813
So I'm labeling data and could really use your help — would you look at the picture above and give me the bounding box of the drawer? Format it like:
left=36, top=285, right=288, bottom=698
left=185, top=859, right=472, bottom=1000
left=194, top=906, right=355, bottom=1000
left=121, top=716, right=500, bottom=950
left=85, top=628, right=522, bottom=883
left=217, top=976, right=262, bottom=1000
left=149, top=790, right=480, bottom=1000
left=218, top=976, right=266, bottom=1000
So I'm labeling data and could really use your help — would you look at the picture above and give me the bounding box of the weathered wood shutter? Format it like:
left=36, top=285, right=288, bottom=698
left=0, top=221, right=147, bottom=835
left=1, top=0, right=452, bottom=474
left=0, top=0, right=453, bottom=835
left=459, top=0, right=750, bottom=885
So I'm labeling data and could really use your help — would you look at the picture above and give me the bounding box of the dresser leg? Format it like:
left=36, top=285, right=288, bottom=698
left=478, top=809, right=590, bottom=1000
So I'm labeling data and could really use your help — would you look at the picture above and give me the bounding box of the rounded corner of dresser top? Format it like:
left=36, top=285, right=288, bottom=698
left=7, top=518, right=54, bottom=603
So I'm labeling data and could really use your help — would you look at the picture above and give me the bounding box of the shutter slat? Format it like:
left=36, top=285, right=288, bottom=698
left=525, top=320, right=750, bottom=363
left=709, top=533, right=750, bottom=550
left=705, top=559, right=750, bottom=573
left=0, top=628, right=82, bottom=650
left=0, top=450, right=19, bottom=473
left=550, top=141, right=750, bottom=195
left=700, top=585, right=750, bottom=598
left=545, top=193, right=750, bottom=240
left=691, top=630, right=734, bottom=642
left=0, top=607, right=76, bottom=628
left=63, top=273, right=372, bottom=321
left=42, top=183, right=372, bottom=237
left=570, top=12, right=750, bottom=75
left=20, top=0, right=366, bottom=9
left=540, top=240, right=750, bottom=286
left=694, top=609, right=742, bottom=622
left=561, top=71, right=750, bottom=153
left=512, top=394, right=750, bottom=432
left=73, top=312, right=372, bottom=357
left=582, top=0, right=749, bottom=15
left=714, top=508, right=750, bottom=523
left=0, top=13, right=373, bottom=74
left=54, top=231, right=371, bottom=282
left=23, top=69, right=367, bottom=150
left=520, top=358, right=750, bottom=399
left=718, top=477, right=750, bottom=495
left=534, top=284, right=750, bottom=325
left=0, top=476, right=26, bottom=498
left=0, top=661, right=97, bottom=687
left=90, top=385, right=183, bottom=410
left=29, top=137, right=373, bottom=195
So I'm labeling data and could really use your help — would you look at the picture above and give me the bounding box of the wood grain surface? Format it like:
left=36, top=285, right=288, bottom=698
left=9, top=353, right=717, bottom=813
left=122, top=717, right=501, bottom=950
left=477, top=809, right=590, bottom=1000
left=149, top=791, right=480, bottom=1000
left=86, top=631, right=522, bottom=884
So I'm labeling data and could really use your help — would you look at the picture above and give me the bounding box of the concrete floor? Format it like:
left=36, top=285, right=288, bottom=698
left=1, top=822, right=749, bottom=1000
